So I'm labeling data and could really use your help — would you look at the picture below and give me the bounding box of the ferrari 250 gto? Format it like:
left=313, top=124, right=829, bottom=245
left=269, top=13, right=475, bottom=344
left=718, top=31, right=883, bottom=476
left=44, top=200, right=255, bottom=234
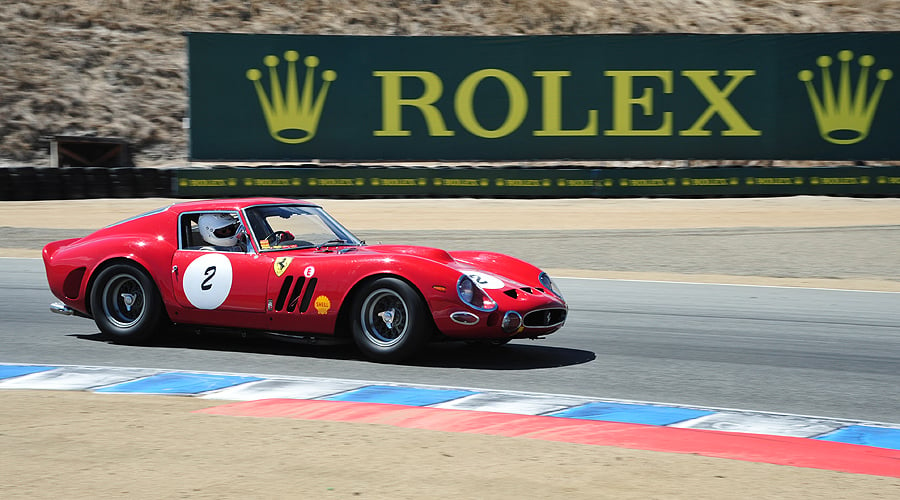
left=43, top=198, right=567, bottom=362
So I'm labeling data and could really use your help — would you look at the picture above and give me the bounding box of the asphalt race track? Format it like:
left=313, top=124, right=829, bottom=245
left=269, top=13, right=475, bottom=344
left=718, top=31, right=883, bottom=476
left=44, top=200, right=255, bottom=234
left=3, top=257, right=898, bottom=424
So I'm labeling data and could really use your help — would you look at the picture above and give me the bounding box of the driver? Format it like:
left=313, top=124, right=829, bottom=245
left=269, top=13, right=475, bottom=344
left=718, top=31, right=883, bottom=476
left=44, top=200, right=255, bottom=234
left=198, top=213, right=247, bottom=252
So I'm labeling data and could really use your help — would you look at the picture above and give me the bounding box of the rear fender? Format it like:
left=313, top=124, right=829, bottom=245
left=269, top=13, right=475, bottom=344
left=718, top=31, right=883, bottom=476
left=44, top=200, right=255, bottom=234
left=43, top=238, right=86, bottom=304
left=42, top=238, right=81, bottom=264
left=84, top=255, right=171, bottom=321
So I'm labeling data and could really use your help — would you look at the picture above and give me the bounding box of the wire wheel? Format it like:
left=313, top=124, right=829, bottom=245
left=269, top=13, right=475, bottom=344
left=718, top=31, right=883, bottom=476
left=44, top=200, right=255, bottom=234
left=90, top=263, right=163, bottom=344
left=100, top=272, right=146, bottom=329
left=351, top=277, right=430, bottom=363
left=360, top=288, right=409, bottom=348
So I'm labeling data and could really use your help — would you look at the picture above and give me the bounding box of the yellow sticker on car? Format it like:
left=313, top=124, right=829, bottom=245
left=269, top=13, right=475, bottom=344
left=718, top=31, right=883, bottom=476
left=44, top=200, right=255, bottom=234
left=314, top=295, right=331, bottom=315
left=274, top=256, right=293, bottom=277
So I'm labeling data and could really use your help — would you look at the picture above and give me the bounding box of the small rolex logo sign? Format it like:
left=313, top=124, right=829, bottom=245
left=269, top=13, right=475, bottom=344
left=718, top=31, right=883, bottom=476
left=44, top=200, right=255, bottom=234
left=798, top=50, right=893, bottom=145
left=246, top=50, right=337, bottom=144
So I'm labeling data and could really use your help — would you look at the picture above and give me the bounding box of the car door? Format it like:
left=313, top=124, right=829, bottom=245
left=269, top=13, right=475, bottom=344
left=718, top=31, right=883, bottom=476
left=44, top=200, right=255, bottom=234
left=171, top=250, right=272, bottom=313
left=170, top=210, right=271, bottom=314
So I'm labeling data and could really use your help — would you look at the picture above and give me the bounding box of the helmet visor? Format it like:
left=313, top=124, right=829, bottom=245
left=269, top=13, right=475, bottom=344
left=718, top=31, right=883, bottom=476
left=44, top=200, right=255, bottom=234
left=213, top=222, right=239, bottom=239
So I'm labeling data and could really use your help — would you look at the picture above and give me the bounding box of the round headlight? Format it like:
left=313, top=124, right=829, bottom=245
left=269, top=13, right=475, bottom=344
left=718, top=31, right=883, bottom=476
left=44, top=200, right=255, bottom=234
left=458, top=276, right=475, bottom=303
left=501, top=311, right=523, bottom=333
left=457, top=274, right=497, bottom=311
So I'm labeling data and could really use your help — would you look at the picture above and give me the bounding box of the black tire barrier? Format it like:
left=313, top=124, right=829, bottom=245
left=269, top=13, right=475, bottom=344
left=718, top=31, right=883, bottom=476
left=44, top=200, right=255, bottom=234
left=61, top=167, right=89, bottom=200
left=110, top=167, right=137, bottom=198
left=133, top=168, right=173, bottom=198
left=155, top=169, right=175, bottom=197
left=5, top=164, right=900, bottom=200
left=1, top=166, right=173, bottom=200
left=84, top=167, right=112, bottom=199
left=0, top=168, right=12, bottom=200
left=132, top=168, right=155, bottom=198
left=35, top=167, right=64, bottom=200
left=9, top=167, right=38, bottom=201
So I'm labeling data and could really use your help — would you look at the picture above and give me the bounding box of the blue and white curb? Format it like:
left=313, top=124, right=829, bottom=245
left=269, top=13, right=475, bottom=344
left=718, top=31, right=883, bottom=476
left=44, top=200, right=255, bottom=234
left=2, top=363, right=899, bottom=451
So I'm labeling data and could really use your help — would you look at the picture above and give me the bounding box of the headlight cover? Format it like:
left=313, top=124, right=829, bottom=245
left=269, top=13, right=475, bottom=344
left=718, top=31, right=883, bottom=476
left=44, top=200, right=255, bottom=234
left=539, top=272, right=564, bottom=300
left=457, top=275, right=497, bottom=312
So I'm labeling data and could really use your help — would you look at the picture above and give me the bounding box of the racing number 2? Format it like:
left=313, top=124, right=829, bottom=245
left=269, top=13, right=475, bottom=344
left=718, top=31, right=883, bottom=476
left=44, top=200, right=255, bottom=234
left=201, top=266, right=216, bottom=291
left=183, top=254, right=233, bottom=310
left=466, top=271, right=504, bottom=290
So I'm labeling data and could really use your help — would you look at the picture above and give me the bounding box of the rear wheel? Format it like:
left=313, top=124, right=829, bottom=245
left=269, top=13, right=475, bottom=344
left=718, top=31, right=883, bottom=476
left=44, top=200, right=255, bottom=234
left=351, top=277, right=430, bottom=363
left=90, top=263, right=164, bottom=344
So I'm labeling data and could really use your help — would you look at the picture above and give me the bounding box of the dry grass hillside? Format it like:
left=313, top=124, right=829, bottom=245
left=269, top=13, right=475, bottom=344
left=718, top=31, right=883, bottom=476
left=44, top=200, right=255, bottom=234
left=1, top=0, right=898, bottom=166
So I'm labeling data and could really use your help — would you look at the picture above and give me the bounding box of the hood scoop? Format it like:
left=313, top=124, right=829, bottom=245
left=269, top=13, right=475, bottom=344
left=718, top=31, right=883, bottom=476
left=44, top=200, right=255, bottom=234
left=366, top=245, right=455, bottom=263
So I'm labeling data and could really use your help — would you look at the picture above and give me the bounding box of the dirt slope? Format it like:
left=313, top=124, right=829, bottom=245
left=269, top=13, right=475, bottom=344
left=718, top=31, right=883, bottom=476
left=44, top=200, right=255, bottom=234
left=2, top=0, right=898, bottom=165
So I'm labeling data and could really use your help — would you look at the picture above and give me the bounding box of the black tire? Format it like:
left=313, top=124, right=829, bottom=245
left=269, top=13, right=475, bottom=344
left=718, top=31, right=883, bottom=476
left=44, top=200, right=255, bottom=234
left=351, top=277, right=431, bottom=363
left=90, top=263, right=164, bottom=344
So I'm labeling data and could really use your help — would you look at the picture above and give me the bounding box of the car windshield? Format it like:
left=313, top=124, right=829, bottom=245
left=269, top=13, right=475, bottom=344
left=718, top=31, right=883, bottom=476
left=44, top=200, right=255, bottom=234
left=244, top=204, right=362, bottom=252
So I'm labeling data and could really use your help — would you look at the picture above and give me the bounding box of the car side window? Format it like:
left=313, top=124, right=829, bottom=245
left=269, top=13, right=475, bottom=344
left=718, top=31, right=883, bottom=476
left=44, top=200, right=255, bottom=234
left=180, top=212, right=248, bottom=253
left=180, top=214, right=203, bottom=249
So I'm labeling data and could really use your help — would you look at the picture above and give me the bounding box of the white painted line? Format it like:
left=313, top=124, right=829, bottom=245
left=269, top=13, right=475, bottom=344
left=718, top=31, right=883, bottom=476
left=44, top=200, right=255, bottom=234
left=0, top=366, right=161, bottom=390
left=201, top=378, right=371, bottom=401
left=555, top=276, right=900, bottom=293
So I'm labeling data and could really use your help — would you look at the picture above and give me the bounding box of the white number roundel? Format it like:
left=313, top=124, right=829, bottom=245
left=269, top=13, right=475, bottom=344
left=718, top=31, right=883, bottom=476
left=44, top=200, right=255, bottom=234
left=467, top=271, right=504, bottom=290
left=183, top=253, right=233, bottom=309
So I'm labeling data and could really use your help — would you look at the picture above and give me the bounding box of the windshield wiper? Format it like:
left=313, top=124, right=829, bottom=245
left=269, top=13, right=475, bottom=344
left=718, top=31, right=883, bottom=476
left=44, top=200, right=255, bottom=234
left=316, top=238, right=349, bottom=251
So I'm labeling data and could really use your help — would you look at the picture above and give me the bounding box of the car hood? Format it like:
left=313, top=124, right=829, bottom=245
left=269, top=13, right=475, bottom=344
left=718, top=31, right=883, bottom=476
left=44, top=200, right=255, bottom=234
left=269, top=244, right=552, bottom=295
left=351, top=245, right=553, bottom=298
left=362, top=244, right=455, bottom=263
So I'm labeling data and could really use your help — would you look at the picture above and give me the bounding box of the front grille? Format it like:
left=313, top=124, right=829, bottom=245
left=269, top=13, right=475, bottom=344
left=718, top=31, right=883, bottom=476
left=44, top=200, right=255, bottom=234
left=523, top=308, right=567, bottom=327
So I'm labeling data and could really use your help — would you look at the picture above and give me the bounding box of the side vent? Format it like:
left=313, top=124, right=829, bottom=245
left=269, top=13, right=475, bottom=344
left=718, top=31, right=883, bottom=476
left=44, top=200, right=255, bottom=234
left=503, top=287, right=537, bottom=299
left=298, top=277, right=318, bottom=313
left=286, top=277, right=306, bottom=312
left=274, top=276, right=294, bottom=311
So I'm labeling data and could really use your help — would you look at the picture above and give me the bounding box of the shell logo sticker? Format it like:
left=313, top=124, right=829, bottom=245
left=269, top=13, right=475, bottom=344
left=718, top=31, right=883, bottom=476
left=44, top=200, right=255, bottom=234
left=314, top=295, right=331, bottom=315
left=183, top=253, right=233, bottom=309
left=466, top=271, right=505, bottom=290
left=304, top=266, right=316, bottom=278
left=274, top=256, right=293, bottom=277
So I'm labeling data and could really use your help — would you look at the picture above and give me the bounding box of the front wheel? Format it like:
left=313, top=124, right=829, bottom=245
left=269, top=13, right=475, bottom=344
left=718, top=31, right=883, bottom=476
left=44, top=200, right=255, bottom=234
left=90, top=263, right=164, bottom=344
left=351, top=277, right=431, bottom=363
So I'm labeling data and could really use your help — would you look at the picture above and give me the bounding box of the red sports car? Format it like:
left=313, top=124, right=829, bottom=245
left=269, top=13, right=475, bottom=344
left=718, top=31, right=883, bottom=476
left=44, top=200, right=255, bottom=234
left=43, top=198, right=567, bottom=362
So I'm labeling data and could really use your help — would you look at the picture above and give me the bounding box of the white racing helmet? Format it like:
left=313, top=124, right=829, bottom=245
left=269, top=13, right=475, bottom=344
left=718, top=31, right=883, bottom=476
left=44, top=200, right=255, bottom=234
left=199, top=213, right=243, bottom=246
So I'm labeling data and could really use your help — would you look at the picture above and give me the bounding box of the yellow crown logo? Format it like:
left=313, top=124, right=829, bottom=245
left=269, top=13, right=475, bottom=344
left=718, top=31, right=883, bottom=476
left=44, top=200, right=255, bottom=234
left=246, top=51, right=337, bottom=144
left=798, top=50, right=892, bottom=145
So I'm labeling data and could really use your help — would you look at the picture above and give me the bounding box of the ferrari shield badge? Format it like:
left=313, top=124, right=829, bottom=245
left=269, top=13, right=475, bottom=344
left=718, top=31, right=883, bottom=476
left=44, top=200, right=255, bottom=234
left=274, top=256, right=293, bottom=277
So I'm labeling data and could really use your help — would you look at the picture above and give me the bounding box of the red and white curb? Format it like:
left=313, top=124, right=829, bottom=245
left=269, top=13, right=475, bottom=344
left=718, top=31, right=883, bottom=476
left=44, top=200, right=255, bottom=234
left=2, top=363, right=899, bottom=477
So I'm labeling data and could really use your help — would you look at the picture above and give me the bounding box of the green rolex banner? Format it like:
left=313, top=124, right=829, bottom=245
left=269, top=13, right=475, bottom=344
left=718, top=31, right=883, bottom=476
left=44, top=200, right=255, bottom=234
left=186, top=32, right=899, bottom=161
